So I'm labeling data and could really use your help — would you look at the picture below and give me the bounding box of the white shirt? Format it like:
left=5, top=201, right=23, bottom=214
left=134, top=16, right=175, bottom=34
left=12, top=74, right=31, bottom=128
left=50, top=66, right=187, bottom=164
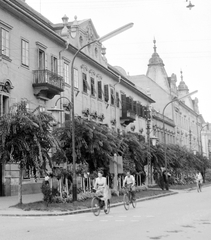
left=123, top=175, right=135, bottom=186
left=196, top=173, right=203, bottom=181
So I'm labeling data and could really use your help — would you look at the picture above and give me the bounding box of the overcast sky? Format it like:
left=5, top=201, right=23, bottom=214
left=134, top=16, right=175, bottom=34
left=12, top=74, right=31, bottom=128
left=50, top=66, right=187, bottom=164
left=26, top=0, right=211, bottom=122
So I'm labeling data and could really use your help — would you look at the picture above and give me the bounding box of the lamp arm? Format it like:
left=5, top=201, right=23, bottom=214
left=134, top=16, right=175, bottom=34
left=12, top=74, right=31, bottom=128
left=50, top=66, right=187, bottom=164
left=55, top=96, right=72, bottom=107
left=71, top=40, right=98, bottom=69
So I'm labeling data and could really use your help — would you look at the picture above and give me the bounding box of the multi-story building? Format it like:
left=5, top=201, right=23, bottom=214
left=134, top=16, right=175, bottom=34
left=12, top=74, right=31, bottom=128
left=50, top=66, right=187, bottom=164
left=0, top=0, right=155, bottom=196
left=129, top=39, right=203, bottom=151
left=201, top=123, right=211, bottom=158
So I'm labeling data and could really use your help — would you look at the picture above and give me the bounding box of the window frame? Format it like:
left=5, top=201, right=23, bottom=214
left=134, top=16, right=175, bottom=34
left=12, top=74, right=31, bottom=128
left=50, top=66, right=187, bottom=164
left=51, top=55, right=58, bottom=74
left=21, top=38, right=29, bottom=67
left=97, top=80, right=103, bottom=100
left=1, top=27, right=10, bottom=58
left=110, top=88, right=115, bottom=105
left=38, top=48, right=45, bottom=70
left=82, top=72, right=90, bottom=93
left=90, top=77, right=96, bottom=96
left=63, top=61, right=70, bottom=84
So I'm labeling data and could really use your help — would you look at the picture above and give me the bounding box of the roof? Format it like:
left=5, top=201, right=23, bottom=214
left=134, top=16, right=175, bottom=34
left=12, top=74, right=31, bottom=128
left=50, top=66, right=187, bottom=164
left=108, top=65, right=155, bottom=103
left=11, top=0, right=53, bottom=26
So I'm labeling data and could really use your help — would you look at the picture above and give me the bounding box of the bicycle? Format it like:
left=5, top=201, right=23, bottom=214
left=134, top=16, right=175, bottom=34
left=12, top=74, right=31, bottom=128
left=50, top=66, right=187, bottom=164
left=196, top=180, right=202, bottom=192
left=123, top=186, right=136, bottom=210
left=91, top=191, right=110, bottom=216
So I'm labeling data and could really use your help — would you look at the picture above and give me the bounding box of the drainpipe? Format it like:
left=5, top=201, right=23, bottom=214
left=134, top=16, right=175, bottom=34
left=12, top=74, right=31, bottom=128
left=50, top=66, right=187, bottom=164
left=58, top=41, right=69, bottom=125
left=113, top=75, right=121, bottom=131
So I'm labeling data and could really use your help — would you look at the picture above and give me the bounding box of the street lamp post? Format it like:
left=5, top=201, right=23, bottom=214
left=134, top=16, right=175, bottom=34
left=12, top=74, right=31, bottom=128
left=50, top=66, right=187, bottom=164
left=70, top=23, right=133, bottom=201
left=200, top=123, right=208, bottom=156
left=162, top=91, right=198, bottom=178
left=146, top=109, right=151, bottom=185
left=48, top=96, right=72, bottom=194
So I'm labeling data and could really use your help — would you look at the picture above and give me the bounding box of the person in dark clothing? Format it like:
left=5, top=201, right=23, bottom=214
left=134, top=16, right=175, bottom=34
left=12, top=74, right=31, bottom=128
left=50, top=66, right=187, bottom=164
left=162, top=169, right=169, bottom=190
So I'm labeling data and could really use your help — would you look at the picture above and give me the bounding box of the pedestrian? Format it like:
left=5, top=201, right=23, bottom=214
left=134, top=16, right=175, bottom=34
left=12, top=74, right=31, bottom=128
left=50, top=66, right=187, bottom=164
left=195, top=171, right=203, bottom=185
left=162, top=169, right=169, bottom=190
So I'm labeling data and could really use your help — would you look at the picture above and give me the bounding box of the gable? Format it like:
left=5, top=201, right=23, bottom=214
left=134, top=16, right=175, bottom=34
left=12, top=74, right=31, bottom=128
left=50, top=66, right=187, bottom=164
left=78, top=19, right=99, bottom=41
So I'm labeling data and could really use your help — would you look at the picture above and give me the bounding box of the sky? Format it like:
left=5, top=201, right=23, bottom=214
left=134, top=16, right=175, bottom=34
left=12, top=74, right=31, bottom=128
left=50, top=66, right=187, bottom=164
left=26, top=0, right=211, bottom=122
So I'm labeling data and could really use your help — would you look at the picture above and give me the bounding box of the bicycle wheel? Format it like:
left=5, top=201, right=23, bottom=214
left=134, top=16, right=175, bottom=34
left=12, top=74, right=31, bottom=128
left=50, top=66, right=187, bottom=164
left=132, top=197, right=137, bottom=208
left=197, top=182, right=200, bottom=192
left=123, top=194, right=130, bottom=210
left=91, top=197, right=100, bottom=216
left=199, top=182, right=202, bottom=192
left=104, top=199, right=110, bottom=214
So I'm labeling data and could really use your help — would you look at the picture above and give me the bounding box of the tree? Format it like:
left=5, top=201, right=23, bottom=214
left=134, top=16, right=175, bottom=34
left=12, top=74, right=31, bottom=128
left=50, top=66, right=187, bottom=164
left=121, top=132, right=148, bottom=173
left=0, top=101, right=59, bottom=203
left=52, top=118, right=124, bottom=175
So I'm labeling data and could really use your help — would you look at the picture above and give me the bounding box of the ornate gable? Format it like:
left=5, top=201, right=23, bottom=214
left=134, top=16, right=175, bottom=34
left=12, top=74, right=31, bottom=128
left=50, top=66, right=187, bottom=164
left=78, top=19, right=99, bottom=43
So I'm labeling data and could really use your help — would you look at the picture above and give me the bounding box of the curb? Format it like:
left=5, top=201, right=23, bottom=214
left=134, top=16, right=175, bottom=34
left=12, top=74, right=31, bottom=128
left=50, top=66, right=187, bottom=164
left=0, top=191, right=177, bottom=217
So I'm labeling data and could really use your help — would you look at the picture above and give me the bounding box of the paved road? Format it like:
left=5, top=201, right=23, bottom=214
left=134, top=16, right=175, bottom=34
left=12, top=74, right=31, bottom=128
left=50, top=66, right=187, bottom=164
left=0, top=187, right=211, bottom=240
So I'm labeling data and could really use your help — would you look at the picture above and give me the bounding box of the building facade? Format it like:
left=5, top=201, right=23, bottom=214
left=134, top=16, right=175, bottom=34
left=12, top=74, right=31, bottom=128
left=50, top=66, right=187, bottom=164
left=0, top=0, right=155, bottom=196
left=129, top=40, right=203, bottom=152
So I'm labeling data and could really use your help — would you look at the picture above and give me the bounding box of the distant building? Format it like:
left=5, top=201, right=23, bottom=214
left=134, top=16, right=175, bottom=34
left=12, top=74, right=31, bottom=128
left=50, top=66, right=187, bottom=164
left=129, top=39, right=204, bottom=152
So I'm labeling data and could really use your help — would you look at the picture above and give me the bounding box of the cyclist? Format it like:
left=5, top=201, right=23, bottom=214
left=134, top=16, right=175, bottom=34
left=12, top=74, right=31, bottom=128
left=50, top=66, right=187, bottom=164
left=195, top=171, right=203, bottom=190
left=93, top=170, right=109, bottom=212
left=123, top=171, right=136, bottom=200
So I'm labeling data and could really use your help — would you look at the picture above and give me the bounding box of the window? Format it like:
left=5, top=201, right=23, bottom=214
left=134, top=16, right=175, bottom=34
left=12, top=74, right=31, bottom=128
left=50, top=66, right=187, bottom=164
left=74, top=68, right=79, bottom=88
left=0, top=95, right=9, bottom=116
left=97, top=81, right=102, bottom=99
left=51, top=56, right=58, bottom=73
left=82, top=73, right=90, bottom=93
left=91, top=77, right=96, bottom=96
left=1, top=28, right=9, bottom=57
left=64, top=62, right=69, bottom=84
left=104, top=85, right=109, bottom=102
left=38, top=49, right=45, bottom=70
left=21, top=39, right=29, bottom=67
left=110, top=88, right=115, bottom=105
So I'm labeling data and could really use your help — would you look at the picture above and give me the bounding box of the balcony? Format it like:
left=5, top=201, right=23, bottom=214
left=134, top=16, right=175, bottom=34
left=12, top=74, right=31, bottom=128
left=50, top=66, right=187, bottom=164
left=32, top=70, right=64, bottom=100
left=120, top=95, right=136, bottom=125
left=120, top=109, right=136, bottom=125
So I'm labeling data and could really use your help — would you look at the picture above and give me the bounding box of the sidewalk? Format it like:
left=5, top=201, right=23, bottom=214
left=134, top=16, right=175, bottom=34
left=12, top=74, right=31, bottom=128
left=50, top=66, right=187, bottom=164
left=0, top=190, right=178, bottom=217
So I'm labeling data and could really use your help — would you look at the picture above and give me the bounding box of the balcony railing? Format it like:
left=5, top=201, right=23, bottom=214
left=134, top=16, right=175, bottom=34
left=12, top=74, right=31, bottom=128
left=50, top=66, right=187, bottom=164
left=32, top=70, right=64, bottom=99
left=33, top=69, right=64, bottom=90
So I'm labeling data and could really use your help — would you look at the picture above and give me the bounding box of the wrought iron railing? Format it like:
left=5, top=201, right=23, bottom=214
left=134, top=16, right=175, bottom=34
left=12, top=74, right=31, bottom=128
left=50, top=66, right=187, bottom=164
left=33, top=69, right=64, bottom=90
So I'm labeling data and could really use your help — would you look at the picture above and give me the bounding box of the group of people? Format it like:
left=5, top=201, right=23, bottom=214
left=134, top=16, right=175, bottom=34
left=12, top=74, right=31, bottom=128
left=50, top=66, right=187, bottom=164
left=94, top=170, right=136, bottom=212
left=94, top=168, right=204, bottom=211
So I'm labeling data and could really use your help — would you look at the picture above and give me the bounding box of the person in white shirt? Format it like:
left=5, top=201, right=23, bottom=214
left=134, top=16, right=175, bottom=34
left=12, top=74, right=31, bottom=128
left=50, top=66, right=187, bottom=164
left=94, top=170, right=109, bottom=212
left=123, top=171, right=135, bottom=199
left=196, top=171, right=203, bottom=184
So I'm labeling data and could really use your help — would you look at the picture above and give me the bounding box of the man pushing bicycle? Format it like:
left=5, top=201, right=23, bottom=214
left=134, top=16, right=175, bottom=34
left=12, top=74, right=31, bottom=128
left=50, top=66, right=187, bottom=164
left=123, top=171, right=136, bottom=200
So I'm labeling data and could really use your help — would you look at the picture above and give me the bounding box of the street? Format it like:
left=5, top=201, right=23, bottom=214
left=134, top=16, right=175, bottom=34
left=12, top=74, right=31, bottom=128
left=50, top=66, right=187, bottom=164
left=0, top=187, right=211, bottom=240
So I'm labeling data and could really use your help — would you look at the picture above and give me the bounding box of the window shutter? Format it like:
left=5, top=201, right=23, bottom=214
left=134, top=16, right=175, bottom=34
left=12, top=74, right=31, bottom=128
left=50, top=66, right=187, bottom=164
left=137, top=103, right=140, bottom=116
left=140, top=104, right=143, bottom=117
left=104, top=84, right=109, bottom=102
left=86, top=78, right=91, bottom=91
left=116, top=92, right=119, bottom=108
left=121, top=94, right=127, bottom=116
left=133, top=101, right=137, bottom=114
left=98, top=81, right=102, bottom=99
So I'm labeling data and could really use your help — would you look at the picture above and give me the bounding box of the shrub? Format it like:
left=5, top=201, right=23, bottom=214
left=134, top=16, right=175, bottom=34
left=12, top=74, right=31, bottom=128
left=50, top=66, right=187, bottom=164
left=205, top=169, right=211, bottom=182
left=41, top=181, right=52, bottom=205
